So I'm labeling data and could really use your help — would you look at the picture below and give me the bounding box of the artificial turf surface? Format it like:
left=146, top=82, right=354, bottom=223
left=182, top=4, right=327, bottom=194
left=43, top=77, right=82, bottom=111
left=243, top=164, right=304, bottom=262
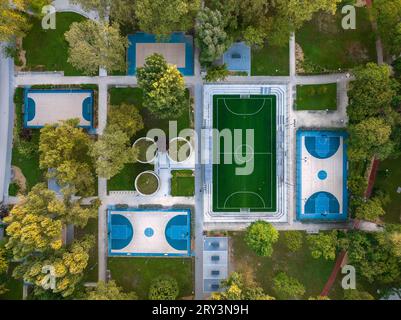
left=212, top=95, right=276, bottom=212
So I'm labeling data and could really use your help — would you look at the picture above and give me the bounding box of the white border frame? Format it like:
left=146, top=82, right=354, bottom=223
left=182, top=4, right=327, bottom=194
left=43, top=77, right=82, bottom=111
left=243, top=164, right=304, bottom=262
left=203, top=84, right=289, bottom=223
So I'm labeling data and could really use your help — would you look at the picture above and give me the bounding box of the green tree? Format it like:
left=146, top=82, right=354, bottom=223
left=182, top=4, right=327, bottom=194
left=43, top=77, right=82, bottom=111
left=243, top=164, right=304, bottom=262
left=348, top=171, right=368, bottom=197
left=0, top=0, right=30, bottom=42
left=65, top=20, right=128, bottom=75
left=340, top=229, right=401, bottom=284
left=348, top=63, right=396, bottom=122
left=4, top=184, right=64, bottom=259
left=283, top=231, right=303, bottom=252
left=204, top=64, right=230, bottom=82
left=348, top=117, right=394, bottom=162
left=39, top=119, right=95, bottom=197
left=355, top=197, right=386, bottom=222
left=107, top=104, right=144, bottom=138
left=273, top=272, right=305, bottom=300
left=244, top=221, right=279, bottom=257
left=207, top=0, right=340, bottom=47
left=307, top=231, right=338, bottom=261
left=148, top=276, right=179, bottom=300
left=13, top=235, right=95, bottom=298
left=70, top=0, right=137, bottom=29
left=135, top=0, right=200, bottom=36
left=374, top=0, right=401, bottom=55
left=0, top=247, right=8, bottom=275
left=4, top=184, right=97, bottom=259
left=344, top=289, right=374, bottom=300
left=91, top=129, right=138, bottom=179
left=91, top=104, right=143, bottom=179
left=137, top=53, right=187, bottom=119
left=195, top=8, right=229, bottom=65
left=211, top=272, right=274, bottom=300
left=85, top=281, right=137, bottom=300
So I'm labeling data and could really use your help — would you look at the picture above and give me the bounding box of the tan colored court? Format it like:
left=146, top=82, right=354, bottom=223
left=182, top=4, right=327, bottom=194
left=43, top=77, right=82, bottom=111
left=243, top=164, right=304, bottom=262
left=26, top=91, right=92, bottom=127
left=136, top=43, right=186, bottom=68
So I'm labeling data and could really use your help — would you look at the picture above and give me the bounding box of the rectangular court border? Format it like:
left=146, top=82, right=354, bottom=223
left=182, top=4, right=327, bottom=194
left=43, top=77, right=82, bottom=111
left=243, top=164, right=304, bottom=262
left=213, top=95, right=277, bottom=212
left=296, top=130, right=348, bottom=222
left=23, top=88, right=94, bottom=129
left=107, top=206, right=192, bottom=257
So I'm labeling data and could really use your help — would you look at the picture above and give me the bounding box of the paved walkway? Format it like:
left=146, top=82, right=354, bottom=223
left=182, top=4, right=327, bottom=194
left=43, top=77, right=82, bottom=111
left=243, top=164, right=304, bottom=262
left=52, top=0, right=100, bottom=21
left=0, top=43, right=14, bottom=204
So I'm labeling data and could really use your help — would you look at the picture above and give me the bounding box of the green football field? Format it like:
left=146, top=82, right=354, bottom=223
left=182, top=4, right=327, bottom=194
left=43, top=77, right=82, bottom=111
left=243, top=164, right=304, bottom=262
left=212, top=95, right=277, bottom=212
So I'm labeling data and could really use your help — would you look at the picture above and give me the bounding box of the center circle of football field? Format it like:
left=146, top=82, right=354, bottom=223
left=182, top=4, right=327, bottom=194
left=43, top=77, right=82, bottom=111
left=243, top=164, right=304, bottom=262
left=233, top=144, right=254, bottom=164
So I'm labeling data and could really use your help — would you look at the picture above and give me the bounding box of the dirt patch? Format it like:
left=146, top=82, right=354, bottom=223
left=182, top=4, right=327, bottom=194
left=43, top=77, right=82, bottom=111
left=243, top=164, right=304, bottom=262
left=15, top=38, right=27, bottom=71
left=355, top=0, right=367, bottom=7
left=317, top=12, right=339, bottom=34
left=295, top=42, right=305, bottom=74
left=11, top=166, right=27, bottom=194
left=347, top=42, right=369, bottom=62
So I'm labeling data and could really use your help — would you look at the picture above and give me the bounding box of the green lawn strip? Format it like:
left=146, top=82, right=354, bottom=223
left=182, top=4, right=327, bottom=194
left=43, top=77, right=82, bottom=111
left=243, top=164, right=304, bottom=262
left=12, top=88, right=44, bottom=191
left=296, top=6, right=376, bottom=73
left=108, top=163, right=153, bottom=192
left=231, top=232, right=335, bottom=299
left=23, top=13, right=86, bottom=76
left=171, top=170, right=195, bottom=197
left=296, top=84, right=337, bottom=110
left=107, top=257, right=194, bottom=299
left=75, top=218, right=99, bottom=283
left=107, top=87, right=192, bottom=191
left=251, top=43, right=289, bottom=76
left=0, top=263, right=23, bottom=300
left=373, top=156, right=401, bottom=224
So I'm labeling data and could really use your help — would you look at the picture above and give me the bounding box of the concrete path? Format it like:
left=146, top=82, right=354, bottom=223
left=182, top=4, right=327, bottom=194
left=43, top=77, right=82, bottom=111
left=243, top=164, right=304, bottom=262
left=97, top=178, right=107, bottom=282
left=289, top=32, right=296, bottom=78
left=0, top=43, right=14, bottom=204
left=193, top=83, right=205, bottom=300
left=52, top=0, right=100, bottom=21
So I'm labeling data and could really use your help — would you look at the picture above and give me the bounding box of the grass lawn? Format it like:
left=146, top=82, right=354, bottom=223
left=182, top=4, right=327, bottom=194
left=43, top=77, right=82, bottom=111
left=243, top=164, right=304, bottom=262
left=75, top=218, right=98, bottom=283
left=107, top=87, right=193, bottom=191
left=108, top=163, right=153, bottom=192
left=136, top=172, right=159, bottom=195
left=108, top=258, right=194, bottom=299
left=373, top=156, right=401, bottom=224
left=231, top=232, right=338, bottom=299
left=23, top=13, right=86, bottom=75
left=12, top=88, right=44, bottom=191
left=251, top=43, right=289, bottom=76
left=296, top=84, right=337, bottom=110
left=0, top=263, right=23, bottom=300
left=171, top=170, right=195, bottom=197
left=109, top=87, right=192, bottom=134
left=296, top=6, right=376, bottom=73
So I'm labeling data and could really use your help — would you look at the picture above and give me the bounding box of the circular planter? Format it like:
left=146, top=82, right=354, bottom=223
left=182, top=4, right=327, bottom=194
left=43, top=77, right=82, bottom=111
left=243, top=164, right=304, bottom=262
left=135, top=171, right=160, bottom=196
left=167, top=137, right=193, bottom=163
left=133, top=137, right=158, bottom=164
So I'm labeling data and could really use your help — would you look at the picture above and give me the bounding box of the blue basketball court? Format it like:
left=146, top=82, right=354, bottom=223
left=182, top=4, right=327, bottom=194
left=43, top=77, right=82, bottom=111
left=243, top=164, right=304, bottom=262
left=108, top=207, right=191, bottom=257
left=296, top=130, right=348, bottom=221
